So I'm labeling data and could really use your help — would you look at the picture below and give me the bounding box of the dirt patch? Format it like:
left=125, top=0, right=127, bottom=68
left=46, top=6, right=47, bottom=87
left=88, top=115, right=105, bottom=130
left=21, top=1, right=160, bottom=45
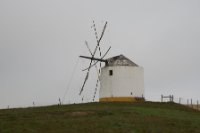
left=70, top=111, right=94, bottom=116
left=186, top=105, right=200, bottom=111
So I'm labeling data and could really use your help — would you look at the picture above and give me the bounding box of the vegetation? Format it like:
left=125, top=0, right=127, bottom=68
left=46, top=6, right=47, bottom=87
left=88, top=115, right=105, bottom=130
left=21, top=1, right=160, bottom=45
left=0, top=102, right=200, bottom=133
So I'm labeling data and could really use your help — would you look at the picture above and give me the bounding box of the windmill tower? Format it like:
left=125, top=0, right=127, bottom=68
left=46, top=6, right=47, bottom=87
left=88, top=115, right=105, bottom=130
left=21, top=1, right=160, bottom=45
left=99, top=55, right=144, bottom=102
left=79, top=21, right=144, bottom=102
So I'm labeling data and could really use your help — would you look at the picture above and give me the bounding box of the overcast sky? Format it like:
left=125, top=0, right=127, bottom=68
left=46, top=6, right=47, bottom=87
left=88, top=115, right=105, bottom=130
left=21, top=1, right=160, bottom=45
left=1, top=0, right=200, bottom=108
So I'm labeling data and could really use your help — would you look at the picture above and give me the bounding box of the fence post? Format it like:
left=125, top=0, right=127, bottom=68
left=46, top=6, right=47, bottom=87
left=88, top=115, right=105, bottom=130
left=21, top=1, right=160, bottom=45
left=179, top=98, right=181, bottom=104
left=191, top=99, right=193, bottom=108
left=59, top=98, right=61, bottom=105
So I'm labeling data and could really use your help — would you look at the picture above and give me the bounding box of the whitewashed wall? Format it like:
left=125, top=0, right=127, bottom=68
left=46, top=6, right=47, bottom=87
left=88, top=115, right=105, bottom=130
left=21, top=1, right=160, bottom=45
left=99, top=66, right=144, bottom=99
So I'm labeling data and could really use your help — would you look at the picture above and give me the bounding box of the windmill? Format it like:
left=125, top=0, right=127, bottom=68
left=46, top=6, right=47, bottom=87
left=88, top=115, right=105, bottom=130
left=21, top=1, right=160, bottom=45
left=79, top=21, right=144, bottom=103
left=79, top=21, right=111, bottom=101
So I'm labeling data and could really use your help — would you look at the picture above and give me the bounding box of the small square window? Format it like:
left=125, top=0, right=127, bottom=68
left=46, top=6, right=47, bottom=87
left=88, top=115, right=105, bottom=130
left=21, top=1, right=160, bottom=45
left=109, top=70, right=113, bottom=76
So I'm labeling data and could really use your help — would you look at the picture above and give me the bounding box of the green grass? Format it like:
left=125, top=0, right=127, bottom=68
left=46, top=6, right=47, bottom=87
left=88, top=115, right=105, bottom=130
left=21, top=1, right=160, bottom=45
left=0, top=102, right=200, bottom=133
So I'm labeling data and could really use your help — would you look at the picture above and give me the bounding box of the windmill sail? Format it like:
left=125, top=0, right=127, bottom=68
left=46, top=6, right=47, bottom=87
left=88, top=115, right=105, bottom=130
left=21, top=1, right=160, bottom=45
left=79, top=21, right=108, bottom=95
left=81, top=46, right=111, bottom=71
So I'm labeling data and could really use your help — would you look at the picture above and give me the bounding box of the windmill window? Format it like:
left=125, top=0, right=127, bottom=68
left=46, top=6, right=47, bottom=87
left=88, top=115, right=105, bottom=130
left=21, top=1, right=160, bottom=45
left=109, top=70, right=113, bottom=76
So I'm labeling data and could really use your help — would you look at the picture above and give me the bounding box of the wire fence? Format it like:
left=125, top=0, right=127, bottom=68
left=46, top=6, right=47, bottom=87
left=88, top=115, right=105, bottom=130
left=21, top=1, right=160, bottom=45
left=160, top=94, right=200, bottom=111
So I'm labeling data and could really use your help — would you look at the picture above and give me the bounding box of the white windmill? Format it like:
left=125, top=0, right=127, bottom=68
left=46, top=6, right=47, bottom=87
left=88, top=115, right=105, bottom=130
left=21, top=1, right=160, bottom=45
left=79, top=21, right=144, bottom=102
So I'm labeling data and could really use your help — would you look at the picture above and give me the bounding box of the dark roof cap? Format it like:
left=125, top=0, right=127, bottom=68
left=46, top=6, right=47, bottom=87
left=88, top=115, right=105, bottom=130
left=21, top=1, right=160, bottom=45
left=105, top=54, right=138, bottom=67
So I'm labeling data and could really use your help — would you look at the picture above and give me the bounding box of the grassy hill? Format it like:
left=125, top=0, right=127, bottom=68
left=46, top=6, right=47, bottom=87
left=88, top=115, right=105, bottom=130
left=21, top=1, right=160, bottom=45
left=0, top=102, right=200, bottom=133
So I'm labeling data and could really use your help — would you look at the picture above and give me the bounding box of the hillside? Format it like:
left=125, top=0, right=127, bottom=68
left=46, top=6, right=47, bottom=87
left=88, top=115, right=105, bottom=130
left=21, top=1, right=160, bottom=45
left=0, top=102, right=200, bottom=133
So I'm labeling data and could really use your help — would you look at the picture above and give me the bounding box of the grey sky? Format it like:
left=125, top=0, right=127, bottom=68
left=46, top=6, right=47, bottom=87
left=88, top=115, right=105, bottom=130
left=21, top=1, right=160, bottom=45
left=0, top=0, right=200, bottom=108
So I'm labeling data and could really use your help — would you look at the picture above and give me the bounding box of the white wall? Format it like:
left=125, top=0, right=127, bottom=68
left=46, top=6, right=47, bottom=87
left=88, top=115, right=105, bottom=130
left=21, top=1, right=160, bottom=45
left=100, top=66, right=144, bottom=98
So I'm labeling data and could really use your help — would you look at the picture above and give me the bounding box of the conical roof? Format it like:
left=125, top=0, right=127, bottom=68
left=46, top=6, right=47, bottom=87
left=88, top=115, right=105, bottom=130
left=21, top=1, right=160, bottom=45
left=105, top=54, right=138, bottom=67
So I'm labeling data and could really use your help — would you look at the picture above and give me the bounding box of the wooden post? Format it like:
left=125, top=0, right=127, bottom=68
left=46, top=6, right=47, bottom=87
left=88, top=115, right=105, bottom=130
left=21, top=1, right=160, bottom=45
left=191, top=99, right=193, bottom=108
left=179, top=98, right=181, bottom=104
left=59, top=98, right=61, bottom=105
